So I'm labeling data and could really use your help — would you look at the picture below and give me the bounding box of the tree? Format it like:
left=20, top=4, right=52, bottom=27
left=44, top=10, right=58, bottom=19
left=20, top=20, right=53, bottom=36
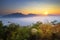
left=0, top=21, right=3, bottom=27
left=0, top=21, right=3, bottom=40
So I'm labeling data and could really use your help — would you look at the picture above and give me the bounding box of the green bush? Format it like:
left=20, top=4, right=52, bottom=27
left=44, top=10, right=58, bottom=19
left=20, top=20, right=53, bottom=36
left=0, top=21, right=60, bottom=40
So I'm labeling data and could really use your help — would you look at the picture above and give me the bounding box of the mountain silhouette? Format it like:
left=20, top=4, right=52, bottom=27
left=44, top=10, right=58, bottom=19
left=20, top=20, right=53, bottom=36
left=2, top=13, right=37, bottom=18
left=48, top=14, right=60, bottom=16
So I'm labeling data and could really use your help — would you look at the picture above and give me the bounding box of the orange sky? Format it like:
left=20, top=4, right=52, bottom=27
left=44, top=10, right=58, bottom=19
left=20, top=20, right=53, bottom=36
left=16, top=6, right=60, bottom=15
left=2, top=6, right=60, bottom=15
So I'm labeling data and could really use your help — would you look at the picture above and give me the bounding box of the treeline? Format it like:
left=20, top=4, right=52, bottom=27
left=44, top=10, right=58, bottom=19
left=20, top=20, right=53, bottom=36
left=0, top=21, right=60, bottom=40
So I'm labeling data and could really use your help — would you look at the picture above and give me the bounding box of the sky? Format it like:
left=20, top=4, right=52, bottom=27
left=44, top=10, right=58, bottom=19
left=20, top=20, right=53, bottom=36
left=0, top=0, right=60, bottom=15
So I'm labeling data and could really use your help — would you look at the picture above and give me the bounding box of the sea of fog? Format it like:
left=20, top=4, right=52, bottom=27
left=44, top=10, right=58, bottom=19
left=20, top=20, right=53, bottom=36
left=0, top=16, right=60, bottom=26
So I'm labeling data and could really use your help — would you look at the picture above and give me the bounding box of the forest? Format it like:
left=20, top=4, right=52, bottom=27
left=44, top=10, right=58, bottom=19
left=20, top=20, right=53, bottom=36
left=0, top=21, right=60, bottom=40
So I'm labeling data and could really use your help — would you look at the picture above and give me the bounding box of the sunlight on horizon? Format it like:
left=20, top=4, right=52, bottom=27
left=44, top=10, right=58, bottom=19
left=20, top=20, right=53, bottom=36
left=44, top=11, right=49, bottom=15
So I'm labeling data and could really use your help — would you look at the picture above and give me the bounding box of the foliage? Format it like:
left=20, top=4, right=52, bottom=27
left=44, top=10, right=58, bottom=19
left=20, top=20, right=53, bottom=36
left=0, top=21, right=60, bottom=40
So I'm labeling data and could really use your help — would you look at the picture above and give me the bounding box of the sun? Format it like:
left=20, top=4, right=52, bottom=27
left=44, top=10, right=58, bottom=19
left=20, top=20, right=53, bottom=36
left=43, top=11, right=48, bottom=15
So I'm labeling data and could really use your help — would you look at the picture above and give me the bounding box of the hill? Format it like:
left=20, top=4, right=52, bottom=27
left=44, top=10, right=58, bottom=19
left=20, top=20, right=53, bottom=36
left=2, top=13, right=37, bottom=18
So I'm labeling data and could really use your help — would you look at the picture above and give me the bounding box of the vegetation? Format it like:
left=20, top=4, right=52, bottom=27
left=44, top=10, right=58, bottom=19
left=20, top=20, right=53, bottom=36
left=0, top=21, right=60, bottom=40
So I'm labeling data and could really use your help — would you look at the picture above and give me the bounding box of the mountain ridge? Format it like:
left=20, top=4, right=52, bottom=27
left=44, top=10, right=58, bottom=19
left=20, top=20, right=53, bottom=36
left=1, top=13, right=60, bottom=18
left=1, top=13, right=37, bottom=18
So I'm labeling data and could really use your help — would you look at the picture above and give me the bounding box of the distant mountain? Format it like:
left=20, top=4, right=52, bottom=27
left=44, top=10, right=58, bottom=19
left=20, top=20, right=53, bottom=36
left=2, top=13, right=37, bottom=18
left=48, top=14, right=60, bottom=16
left=27, top=14, right=37, bottom=16
left=0, top=15, right=3, bottom=18
left=1, top=13, right=59, bottom=18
